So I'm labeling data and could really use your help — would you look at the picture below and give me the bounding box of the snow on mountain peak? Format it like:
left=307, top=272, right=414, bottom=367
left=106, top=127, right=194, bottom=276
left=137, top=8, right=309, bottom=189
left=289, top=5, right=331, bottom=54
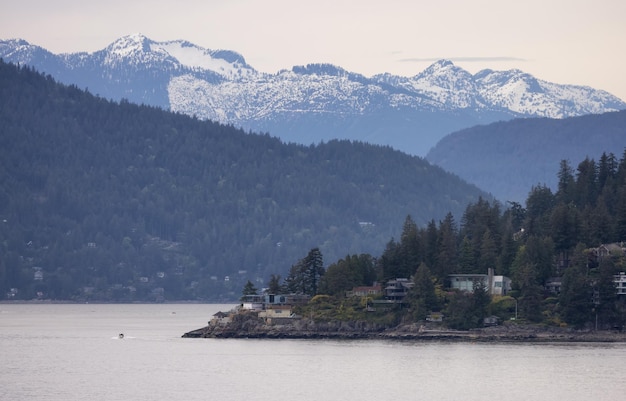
left=105, top=33, right=152, bottom=58
left=0, top=39, right=61, bottom=68
left=94, top=34, right=257, bottom=80
left=0, top=39, right=39, bottom=60
left=2, top=35, right=625, bottom=144
left=1, top=38, right=31, bottom=49
left=151, top=40, right=256, bottom=80
left=395, top=60, right=481, bottom=108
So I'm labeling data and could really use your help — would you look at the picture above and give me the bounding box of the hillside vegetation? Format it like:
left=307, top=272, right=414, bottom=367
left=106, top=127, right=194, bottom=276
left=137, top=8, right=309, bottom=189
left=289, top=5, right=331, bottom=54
left=261, top=152, right=626, bottom=330
left=0, top=60, right=488, bottom=301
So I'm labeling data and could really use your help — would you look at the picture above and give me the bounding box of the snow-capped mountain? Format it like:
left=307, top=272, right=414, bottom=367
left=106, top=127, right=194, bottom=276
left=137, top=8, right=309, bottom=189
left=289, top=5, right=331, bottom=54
left=2, top=34, right=624, bottom=155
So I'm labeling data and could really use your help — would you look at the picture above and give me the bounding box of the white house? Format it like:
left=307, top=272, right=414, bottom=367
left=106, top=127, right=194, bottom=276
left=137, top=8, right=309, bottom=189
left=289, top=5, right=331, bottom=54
left=615, top=272, right=626, bottom=295
left=448, top=268, right=511, bottom=296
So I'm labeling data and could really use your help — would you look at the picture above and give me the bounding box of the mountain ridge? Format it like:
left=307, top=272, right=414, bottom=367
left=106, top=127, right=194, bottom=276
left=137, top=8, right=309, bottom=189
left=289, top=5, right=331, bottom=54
left=426, top=110, right=626, bottom=203
left=1, top=34, right=624, bottom=156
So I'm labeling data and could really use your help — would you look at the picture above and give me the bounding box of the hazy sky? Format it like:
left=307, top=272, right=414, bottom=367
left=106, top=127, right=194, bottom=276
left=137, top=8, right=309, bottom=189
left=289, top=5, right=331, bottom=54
left=2, top=0, right=625, bottom=101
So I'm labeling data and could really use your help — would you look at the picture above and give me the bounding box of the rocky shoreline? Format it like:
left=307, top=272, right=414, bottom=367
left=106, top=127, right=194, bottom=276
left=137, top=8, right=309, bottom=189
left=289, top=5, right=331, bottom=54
left=182, top=314, right=626, bottom=342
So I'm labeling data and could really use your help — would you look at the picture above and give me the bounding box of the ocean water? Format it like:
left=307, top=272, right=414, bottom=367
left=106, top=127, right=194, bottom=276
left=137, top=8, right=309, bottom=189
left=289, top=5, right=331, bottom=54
left=1, top=303, right=625, bottom=401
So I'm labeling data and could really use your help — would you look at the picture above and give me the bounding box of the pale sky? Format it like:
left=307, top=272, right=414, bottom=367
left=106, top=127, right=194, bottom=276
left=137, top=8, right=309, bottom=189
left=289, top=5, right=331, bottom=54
left=2, top=0, right=625, bottom=101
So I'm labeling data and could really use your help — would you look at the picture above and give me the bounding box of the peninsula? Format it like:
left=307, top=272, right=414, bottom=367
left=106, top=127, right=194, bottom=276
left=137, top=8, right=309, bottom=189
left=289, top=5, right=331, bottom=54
left=182, top=309, right=626, bottom=342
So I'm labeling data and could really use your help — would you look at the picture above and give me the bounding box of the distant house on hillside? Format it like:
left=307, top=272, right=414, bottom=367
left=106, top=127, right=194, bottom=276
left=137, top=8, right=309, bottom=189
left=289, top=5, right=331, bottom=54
left=545, top=277, right=562, bottom=294
left=448, top=269, right=511, bottom=296
left=592, top=243, right=625, bottom=261
left=385, top=278, right=413, bottom=302
left=614, top=272, right=626, bottom=296
left=346, top=284, right=382, bottom=298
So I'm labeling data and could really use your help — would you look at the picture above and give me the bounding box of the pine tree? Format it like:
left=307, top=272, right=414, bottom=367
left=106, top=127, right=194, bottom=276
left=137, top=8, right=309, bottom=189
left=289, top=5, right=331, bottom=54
left=398, top=215, right=421, bottom=278
left=435, top=213, right=458, bottom=280
left=524, top=185, right=555, bottom=237
left=302, top=248, right=325, bottom=296
left=378, top=239, right=401, bottom=281
left=550, top=202, right=582, bottom=253
left=267, top=274, right=282, bottom=294
left=319, top=255, right=358, bottom=296
left=458, top=235, right=476, bottom=274
left=511, top=245, right=544, bottom=322
left=479, top=229, right=497, bottom=273
left=575, top=157, right=598, bottom=208
left=598, top=152, right=617, bottom=192
left=559, top=243, right=593, bottom=328
left=409, top=262, right=439, bottom=320
left=241, top=280, right=258, bottom=298
left=497, top=227, right=518, bottom=277
left=616, top=186, right=626, bottom=240
left=556, top=159, right=576, bottom=204
left=594, top=258, right=619, bottom=329
left=424, top=220, right=439, bottom=270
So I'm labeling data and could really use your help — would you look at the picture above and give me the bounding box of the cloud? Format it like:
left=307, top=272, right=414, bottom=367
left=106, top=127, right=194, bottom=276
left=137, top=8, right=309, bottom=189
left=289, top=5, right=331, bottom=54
left=399, top=56, right=527, bottom=63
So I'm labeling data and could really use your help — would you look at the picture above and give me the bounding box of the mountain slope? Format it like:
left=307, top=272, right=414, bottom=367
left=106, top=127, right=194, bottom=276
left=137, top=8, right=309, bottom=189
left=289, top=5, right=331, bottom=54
left=2, top=34, right=624, bottom=156
left=0, top=60, right=489, bottom=301
left=426, top=110, right=626, bottom=203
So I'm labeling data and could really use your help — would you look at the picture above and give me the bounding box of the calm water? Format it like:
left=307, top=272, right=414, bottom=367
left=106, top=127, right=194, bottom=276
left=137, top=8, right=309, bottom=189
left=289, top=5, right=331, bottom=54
left=1, top=303, right=625, bottom=401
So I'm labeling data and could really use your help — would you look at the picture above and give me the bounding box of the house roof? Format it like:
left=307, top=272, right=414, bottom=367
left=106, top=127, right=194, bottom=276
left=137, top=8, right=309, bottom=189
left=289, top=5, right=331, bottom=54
left=213, top=311, right=229, bottom=318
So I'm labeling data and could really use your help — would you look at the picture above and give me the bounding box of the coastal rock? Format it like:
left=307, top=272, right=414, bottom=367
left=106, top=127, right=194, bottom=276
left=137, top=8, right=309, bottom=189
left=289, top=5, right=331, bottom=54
left=182, top=313, right=626, bottom=342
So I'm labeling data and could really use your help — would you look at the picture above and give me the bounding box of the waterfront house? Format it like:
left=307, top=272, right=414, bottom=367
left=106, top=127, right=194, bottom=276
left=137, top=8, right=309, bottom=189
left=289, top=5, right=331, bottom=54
left=240, top=293, right=310, bottom=315
left=448, top=269, right=511, bottom=296
left=385, top=278, right=413, bottom=302
left=346, top=284, right=382, bottom=298
left=241, top=294, right=265, bottom=311
left=210, top=311, right=232, bottom=326
left=258, top=304, right=294, bottom=324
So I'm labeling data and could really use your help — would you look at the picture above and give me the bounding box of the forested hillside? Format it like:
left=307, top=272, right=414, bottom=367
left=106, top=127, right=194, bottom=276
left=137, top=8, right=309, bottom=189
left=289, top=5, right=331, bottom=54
left=377, top=151, right=626, bottom=329
left=274, top=152, right=626, bottom=330
left=426, top=111, right=626, bottom=202
left=0, top=60, right=488, bottom=302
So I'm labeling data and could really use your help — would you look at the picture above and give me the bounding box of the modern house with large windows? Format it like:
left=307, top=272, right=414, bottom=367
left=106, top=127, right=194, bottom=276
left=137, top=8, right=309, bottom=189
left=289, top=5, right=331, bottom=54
left=448, top=268, right=511, bottom=296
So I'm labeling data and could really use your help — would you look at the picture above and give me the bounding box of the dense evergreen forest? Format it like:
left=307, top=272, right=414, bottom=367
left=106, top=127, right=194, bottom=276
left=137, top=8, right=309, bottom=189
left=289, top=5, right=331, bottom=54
left=270, top=152, right=626, bottom=330
left=0, top=60, right=489, bottom=302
